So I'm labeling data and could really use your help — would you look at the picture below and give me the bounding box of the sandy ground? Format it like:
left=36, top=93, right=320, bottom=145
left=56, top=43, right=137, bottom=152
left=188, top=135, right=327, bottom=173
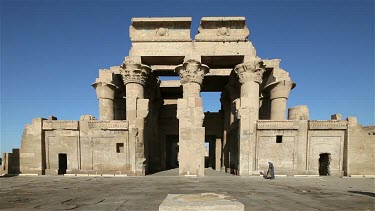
left=0, top=169, right=374, bottom=210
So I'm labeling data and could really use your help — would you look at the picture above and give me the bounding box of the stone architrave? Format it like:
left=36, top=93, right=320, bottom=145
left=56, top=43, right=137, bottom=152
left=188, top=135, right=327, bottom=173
left=234, top=58, right=265, bottom=176
left=175, top=59, right=209, bottom=176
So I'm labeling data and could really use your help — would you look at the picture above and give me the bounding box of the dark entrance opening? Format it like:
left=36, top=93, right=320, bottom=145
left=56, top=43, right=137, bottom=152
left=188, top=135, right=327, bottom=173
left=319, top=153, right=331, bottom=176
left=166, top=135, right=179, bottom=170
left=204, top=136, right=216, bottom=169
left=204, top=141, right=210, bottom=168
left=58, top=153, right=67, bottom=175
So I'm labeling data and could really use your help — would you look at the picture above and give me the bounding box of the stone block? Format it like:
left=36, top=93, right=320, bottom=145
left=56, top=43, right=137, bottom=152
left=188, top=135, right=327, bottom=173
left=80, top=115, right=96, bottom=121
left=127, top=110, right=137, bottom=121
left=98, top=69, right=113, bottom=81
left=135, top=118, right=145, bottom=128
left=240, top=97, right=252, bottom=107
left=331, top=114, right=342, bottom=120
left=137, top=99, right=149, bottom=111
left=347, top=117, right=358, bottom=125
left=288, top=105, right=309, bottom=120
left=177, top=98, right=187, bottom=110
left=137, top=110, right=149, bottom=119
left=48, top=116, right=57, bottom=120
left=187, top=97, right=195, bottom=108
left=234, top=98, right=241, bottom=110
left=159, top=193, right=244, bottom=211
left=127, top=97, right=137, bottom=110
left=130, top=17, right=191, bottom=42
left=195, top=17, right=249, bottom=42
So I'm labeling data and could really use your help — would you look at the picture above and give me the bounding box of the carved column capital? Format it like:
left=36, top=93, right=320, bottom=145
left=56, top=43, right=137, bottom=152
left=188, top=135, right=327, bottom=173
left=234, top=59, right=266, bottom=84
left=92, top=81, right=118, bottom=100
left=120, top=60, right=151, bottom=86
left=175, top=59, right=210, bottom=85
left=269, top=80, right=295, bottom=100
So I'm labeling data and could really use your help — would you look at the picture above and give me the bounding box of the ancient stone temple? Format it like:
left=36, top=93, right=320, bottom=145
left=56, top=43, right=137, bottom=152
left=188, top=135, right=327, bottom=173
left=2, top=17, right=374, bottom=177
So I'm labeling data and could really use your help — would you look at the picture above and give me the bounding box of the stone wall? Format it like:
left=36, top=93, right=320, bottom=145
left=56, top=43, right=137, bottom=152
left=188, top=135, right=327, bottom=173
left=346, top=118, right=375, bottom=175
left=16, top=118, right=134, bottom=175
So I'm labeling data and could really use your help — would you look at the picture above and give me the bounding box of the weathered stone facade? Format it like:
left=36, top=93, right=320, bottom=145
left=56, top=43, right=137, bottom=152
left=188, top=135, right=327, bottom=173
left=2, top=17, right=374, bottom=176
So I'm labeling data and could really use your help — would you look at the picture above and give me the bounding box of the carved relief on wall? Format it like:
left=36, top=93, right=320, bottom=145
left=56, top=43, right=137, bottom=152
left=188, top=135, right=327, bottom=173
left=217, top=27, right=230, bottom=36
left=156, top=27, right=169, bottom=36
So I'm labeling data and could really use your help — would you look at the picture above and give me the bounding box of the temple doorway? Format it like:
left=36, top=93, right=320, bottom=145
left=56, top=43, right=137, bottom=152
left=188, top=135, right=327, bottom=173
left=319, top=153, right=331, bottom=176
left=58, top=153, right=67, bottom=175
left=166, top=135, right=179, bottom=170
left=205, top=136, right=216, bottom=169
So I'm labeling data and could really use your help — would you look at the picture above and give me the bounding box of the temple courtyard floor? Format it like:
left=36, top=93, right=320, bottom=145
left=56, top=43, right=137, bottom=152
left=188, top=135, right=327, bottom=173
left=0, top=169, right=374, bottom=211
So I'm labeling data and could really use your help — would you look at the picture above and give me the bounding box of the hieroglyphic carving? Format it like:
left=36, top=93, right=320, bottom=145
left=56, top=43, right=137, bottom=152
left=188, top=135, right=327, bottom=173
left=43, top=120, right=79, bottom=130
left=309, top=121, right=348, bottom=130
left=175, top=59, right=210, bottom=85
left=87, top=120, right=129, bottom=130
left=257, top=120, right=300, bottom=130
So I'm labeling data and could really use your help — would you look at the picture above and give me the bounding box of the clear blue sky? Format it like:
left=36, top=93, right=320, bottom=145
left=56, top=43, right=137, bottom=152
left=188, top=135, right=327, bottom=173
left=1, top=0, right=374, bottom=154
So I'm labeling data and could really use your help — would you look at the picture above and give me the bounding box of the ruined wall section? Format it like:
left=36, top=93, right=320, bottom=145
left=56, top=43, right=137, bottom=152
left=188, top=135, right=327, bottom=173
left=43, top=120, right=79, bottom=175
left=346, top=118, right=375, bottom=175
left=307, top=121, right=347, bottom=176
left=256, top=120, right=301, bottom=175
left=1, top=149, right=20, bottom=175
left=256, top=118, right=374, bottom=176
left=19, top=118, right=45, bottom=175
left=79, top=120, right=130, bottom=175
left=14, top=117, right=133, bottom=175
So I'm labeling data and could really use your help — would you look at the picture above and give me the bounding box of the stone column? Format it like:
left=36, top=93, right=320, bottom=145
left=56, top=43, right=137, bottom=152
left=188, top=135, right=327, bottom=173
left=234, top=59, right=265, bottom=176
left=220, top=92, right=230, bottom=172
left=269, top=80, right=294, bottom=120
left=259, top=93, right=271, bottom=120
left=224, top=82, right=240, bottom=173
left=120, top=60, right=151, bottom=175
left=175, top=59, right=209, bottom=176
left=215, top=137, right=222, bottom=171
left=92, top=81, right=117, bottom=120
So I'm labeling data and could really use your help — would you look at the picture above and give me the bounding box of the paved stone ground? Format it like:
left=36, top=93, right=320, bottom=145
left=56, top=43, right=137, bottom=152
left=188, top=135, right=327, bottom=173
left=0, top=169, right=374, bottom=210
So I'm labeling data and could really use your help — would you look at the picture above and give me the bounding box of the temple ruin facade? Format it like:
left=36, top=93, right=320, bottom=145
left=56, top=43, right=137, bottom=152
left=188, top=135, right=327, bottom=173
left=2, top=17, right=374, bottom=177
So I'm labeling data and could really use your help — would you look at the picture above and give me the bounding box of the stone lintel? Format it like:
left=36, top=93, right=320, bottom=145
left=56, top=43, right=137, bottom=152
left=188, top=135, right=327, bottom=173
left=309, top=120, right=348, bottom=130
left=160, top=80, right=181, bottom=88
left=257, top=120, right=300, bottom=130
left=195, top=16, right=249, bottom=42
left=153, top=65, right=231, bottom=76
left=132, top=17, right=192, bottom=23
left=130, top=17, right=191, bottom=42
left=86, top=120, right=129, bottom=130
left=42, top=120, right=79, bottom=130
left=331, top=114, right=342, bottom=120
